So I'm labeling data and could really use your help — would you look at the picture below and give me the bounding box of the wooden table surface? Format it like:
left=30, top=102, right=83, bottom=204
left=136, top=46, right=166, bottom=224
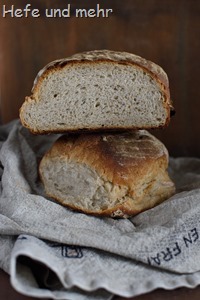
left=1, top=269, right=200, bottom=300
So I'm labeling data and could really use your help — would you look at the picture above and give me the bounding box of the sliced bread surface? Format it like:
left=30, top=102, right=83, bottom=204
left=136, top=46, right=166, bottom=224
left=39, top=130, right=175, bottom=218
left=20, top=50, right=173, bottom=134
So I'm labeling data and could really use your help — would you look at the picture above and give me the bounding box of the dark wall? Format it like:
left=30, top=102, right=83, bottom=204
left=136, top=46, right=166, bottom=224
left=1, top=0, right=200, bottom=157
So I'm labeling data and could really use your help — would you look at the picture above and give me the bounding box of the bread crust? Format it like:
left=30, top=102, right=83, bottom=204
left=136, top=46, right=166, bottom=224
left=39, top=130, right=175, bottom=218
left=20, top=50, right=173, bottom=133
left=33, top=50, right=170, bottom=92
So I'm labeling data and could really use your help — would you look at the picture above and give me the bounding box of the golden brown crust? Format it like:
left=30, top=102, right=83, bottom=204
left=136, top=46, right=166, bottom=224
left=47, top=131, right=168, bottom=187
left=44, top=193, right=140, bottom=218
left=33, top=50, right=170, bottom=92
left=39, top=131, right=175, bottom=218
left=20, top=50, right=173, bottom=133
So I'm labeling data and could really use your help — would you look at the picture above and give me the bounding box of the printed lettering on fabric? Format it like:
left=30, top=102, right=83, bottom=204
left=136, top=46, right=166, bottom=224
left=147, top=227, right=199, bottom=266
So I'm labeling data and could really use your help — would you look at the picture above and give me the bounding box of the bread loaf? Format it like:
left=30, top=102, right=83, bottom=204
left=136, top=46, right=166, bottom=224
left=20, top=50, right=173, bottom=134
left=39, top=130, right=175, bottom=218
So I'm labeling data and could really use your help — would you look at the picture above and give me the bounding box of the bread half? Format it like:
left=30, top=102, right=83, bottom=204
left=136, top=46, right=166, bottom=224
left=20, top=50, right=173, bottom=134
left=39, top=130, right=175, bottom=218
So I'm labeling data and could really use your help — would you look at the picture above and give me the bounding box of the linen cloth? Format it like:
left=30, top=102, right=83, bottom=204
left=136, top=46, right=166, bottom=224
left=0, top=120, right=200, bottom=299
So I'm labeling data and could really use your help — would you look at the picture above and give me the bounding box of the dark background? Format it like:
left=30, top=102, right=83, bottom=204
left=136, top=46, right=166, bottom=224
left=0, top=1, right=200, bottom=299
left=0, top=0, right=200, bottom=157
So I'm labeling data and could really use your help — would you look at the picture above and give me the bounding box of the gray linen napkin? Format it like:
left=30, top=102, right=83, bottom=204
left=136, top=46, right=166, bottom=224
left=0, top=120, right=200, bottom=299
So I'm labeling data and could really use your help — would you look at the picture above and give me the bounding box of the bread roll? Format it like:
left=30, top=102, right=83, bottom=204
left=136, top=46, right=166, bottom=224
left=20, top=50, right=174, bottom=134
left=39, top=130, right=175, bottom=218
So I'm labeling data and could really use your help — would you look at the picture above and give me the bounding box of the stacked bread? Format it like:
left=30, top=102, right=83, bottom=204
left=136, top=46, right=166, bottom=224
left=20, top=50, right=175, bottom=218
